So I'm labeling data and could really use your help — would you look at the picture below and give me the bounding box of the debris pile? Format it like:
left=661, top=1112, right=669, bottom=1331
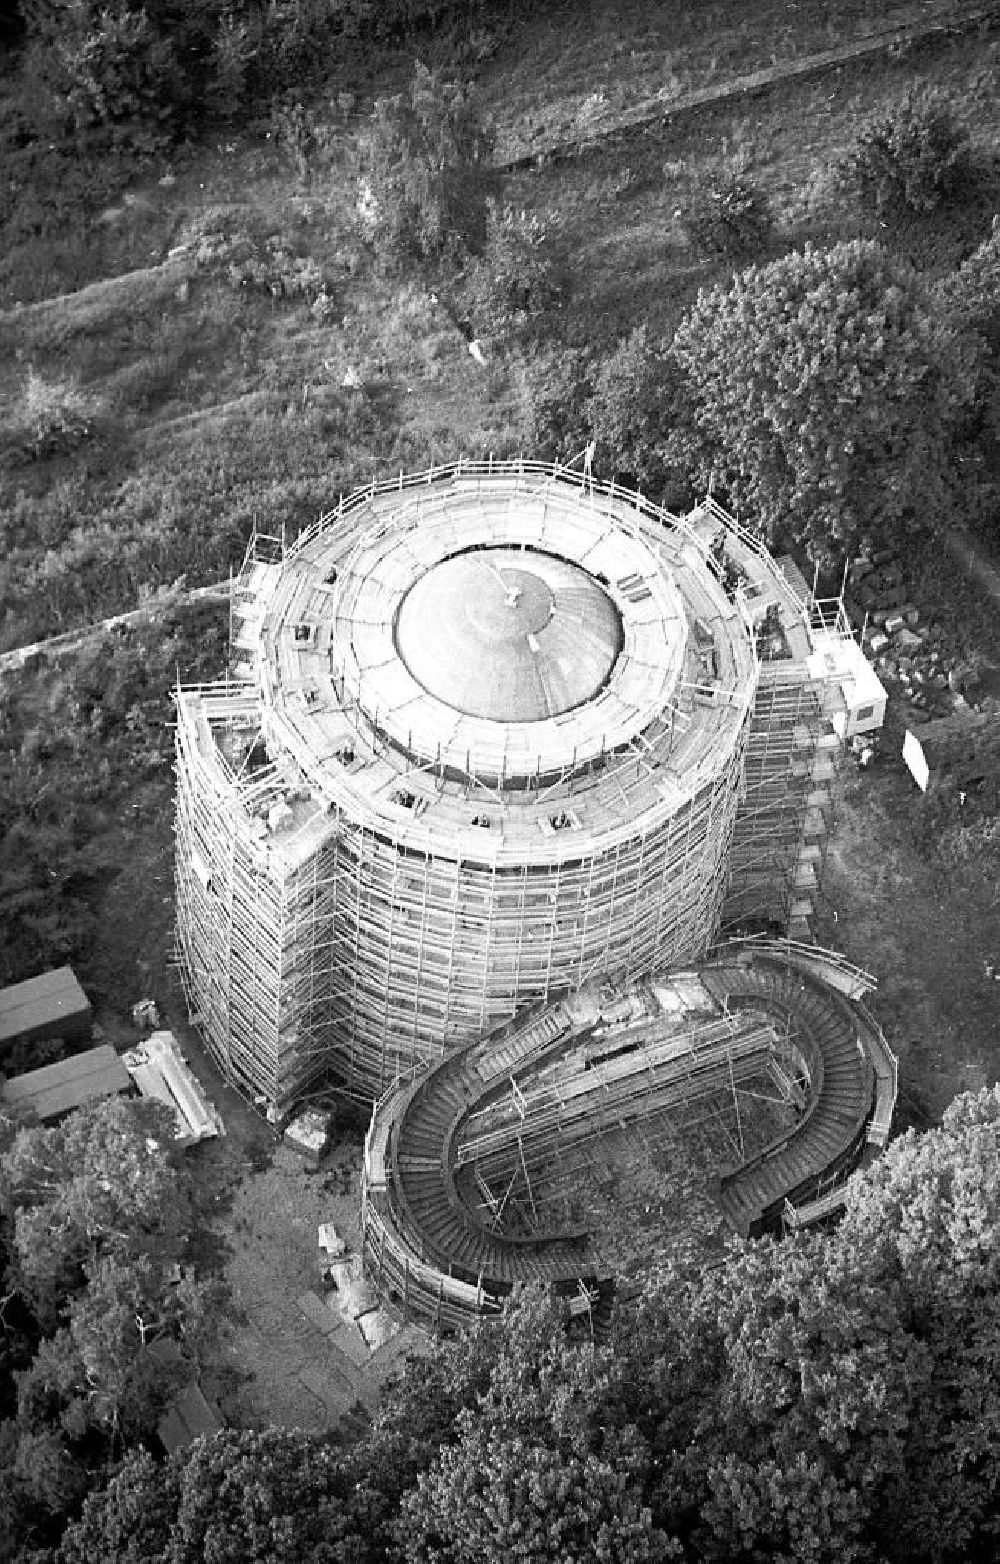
left=845, top=542, right=985, bottom=724
left=284, top=1107, right=332, bottom=1167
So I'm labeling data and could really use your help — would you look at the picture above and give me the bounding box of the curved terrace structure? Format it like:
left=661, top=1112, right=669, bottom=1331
left=174, top=460, right=881, bottom=1113
left=360, top=942, right=897, bottom=1332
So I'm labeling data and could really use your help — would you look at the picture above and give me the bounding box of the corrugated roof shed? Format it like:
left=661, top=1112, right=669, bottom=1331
left=157, top=1381, right=223, bottom=1454
left=2, top=1044, right=131, bottom=1122
left=0, top=967, right=92, bottom=1050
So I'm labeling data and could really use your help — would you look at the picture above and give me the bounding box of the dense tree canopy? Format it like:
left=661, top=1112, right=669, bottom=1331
left=60, top=1087, right=1000, bottom=1564
left=60, top=1430, right=365, bottom=1564
left=0, top=1098, right=228, bottom=1558
left=667, top=239, right=974, bottom=559
left=587, top=325, right=683, bottom=493
left=15, top=0, right=507, bottom=140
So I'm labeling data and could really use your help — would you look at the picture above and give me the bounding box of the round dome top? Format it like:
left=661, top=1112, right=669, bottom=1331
left=395, top=549, right=623, bottom=722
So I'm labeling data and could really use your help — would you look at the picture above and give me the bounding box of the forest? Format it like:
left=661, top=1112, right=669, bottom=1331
left=3, top=1087, right=1000, bottom=1561
left=2, top=0, right=1000, bottom=1558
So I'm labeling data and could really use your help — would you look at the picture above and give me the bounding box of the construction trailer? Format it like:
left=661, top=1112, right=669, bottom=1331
left=173, top=462, right=882, bottom=1116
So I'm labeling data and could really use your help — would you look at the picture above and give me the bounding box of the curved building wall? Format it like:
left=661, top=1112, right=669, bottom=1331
left=320, top=759, right=744, bottom=1091
left=174, top=462, right=769, bottom=1111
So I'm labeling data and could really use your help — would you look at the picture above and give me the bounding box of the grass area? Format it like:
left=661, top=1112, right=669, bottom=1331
left=479, top=0, right=988, bottom=160
left=820, top=765, right=1000, bottom=1123
left=0, top=599, right=228, bottom=1008
left=505, top=29, right=999, bottom=354
left=2, top=11, right=996, bottom=645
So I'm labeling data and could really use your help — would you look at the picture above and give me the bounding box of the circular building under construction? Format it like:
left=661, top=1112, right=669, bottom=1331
left=174, top=461, right=879, bottom=1114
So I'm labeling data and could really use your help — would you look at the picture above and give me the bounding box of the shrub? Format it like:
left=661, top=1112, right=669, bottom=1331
left=846, top=88, right=972, bottom=216
left=588, top=325, right=684, bottom=490
left=666, top=240, right=973, bottom=559
left=461, top=201, right=562, bottom=339
left=520, top=344, right=595, bottom=462
left=935, top=220, right=1000, bottom=345
left=191, top=224, right=333, bottom=307
left=934, top=222, right=1000, bottom=441
left=684, top=167, right=773, bottom=257
left=21, top=368, right=97, bottom=458
left=208, top=6, right=254, bottom=120
left=358, top=61, right=492, bottom=267
left=269, top=100, right=341, bottom=189
left=22, top=0, right=179, bottom=145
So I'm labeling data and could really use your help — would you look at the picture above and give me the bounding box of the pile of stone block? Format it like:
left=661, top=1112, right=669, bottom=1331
left=844, top=543, right=971, bottom=722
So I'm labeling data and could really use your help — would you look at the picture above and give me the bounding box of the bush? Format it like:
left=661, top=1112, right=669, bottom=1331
left=461, top=201, right=562, bottom=339
left=684, top=166, right=773, bottom=258
left=588, top=325, right=684, bottom=490
left=190, top=223, right=334, bottom=308
left=520, top=345, right=595, bottom=462
left=667, top=240, right=973, bottom=559
left=935, top=220, right=1000, bottom=345
left=846, top=88, right=972, bottom=216
left=269, top=100, right=341, bottom=189
left=22, top=0, right=179, bottom=145
left=21, top=368, right=97, bottom=459
left=208, top=6, right=254, bottom=120
left=358, top=61, right=492, bottom=267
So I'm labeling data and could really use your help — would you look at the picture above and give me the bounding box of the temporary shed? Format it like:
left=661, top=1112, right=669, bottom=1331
left=2, top=1043, right=130, bottom=1122
left=0, top=967, right=92, bottom=1053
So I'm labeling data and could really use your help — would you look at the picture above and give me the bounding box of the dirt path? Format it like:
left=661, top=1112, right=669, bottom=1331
left=162, top=1013, right=429, bottom=1434
left=496, top=2, right=1000, bottom=168
left=0, top=581, right=228, bottom=673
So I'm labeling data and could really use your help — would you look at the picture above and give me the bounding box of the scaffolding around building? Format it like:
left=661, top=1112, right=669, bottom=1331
left=173, top=461, right=882, bottom=1116
left=358, top=943, right=898, bottom=1331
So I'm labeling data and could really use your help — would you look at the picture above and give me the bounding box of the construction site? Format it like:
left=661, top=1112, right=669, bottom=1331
left=361, top=938, right=897, bottom=1330
left=168, top=456, right=904, bottom=1321
left=174, top=458, right=885, bottom=1119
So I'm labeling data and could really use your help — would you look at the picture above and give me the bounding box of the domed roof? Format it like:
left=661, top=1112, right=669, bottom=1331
left=394, top=548, right=623, bottom=722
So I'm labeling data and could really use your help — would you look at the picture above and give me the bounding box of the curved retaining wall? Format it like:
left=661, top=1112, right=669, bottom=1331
left=360, top=945, right=898, bottom=1330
